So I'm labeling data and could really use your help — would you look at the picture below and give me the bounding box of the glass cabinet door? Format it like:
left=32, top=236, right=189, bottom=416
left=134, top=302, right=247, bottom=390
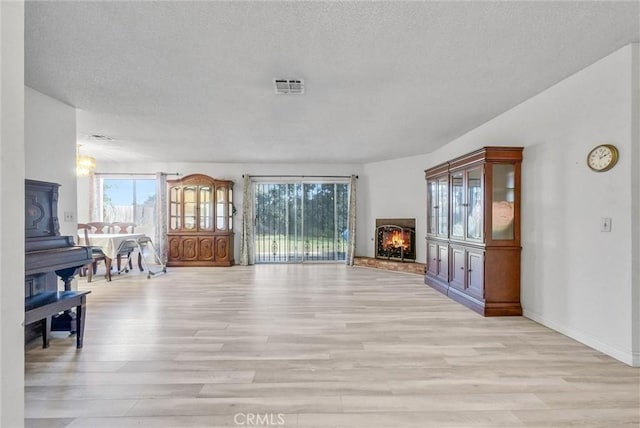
left=228, top=188, right=233, bottom=231
left=216, top=186, right=227, bottom=231
left=199, top=186, right=213, bottom=230
left=169, top=187, right=182, bottom=230
left=183, top=185, right=197, bottom=231
left=491, top=164, right=516, bottom=240
left=437, top=177, right=448, bottom=236
left=450, top=172, right=464, bottom=238
left=466, top=168, right=483, bottom=241
left=427, top=180, right=437, bottom=235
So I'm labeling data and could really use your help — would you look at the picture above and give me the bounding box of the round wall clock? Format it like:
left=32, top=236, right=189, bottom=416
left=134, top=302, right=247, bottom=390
left=587, top=144, right=619, bottom=172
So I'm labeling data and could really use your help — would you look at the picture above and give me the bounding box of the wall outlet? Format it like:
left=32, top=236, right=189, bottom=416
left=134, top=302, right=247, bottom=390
left=63, top=211, right=75, bottom=222
left=601, top=217, right=612, bottom=232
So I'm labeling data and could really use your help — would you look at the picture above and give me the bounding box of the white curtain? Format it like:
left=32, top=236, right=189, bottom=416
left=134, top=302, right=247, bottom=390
left=88, top=172, right=101, bottom=221
left=155, top=172, right=168, bottom=263
left=346, top=174, right=357, bottom=266
left=239, top=174, right=254, bottom=265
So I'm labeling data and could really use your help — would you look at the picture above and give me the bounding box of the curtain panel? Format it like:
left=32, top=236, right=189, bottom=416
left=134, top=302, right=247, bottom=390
left=89, top=172, right=101, bottom=221
left=240, top=174, right=254, bottom=265
left=346, top=174, right=357, bottom=266
left=155, top=172, right=168, bottom=263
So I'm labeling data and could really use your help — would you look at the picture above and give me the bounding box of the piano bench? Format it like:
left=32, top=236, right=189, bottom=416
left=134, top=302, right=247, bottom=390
left=24, top=290, right=90, bottom=349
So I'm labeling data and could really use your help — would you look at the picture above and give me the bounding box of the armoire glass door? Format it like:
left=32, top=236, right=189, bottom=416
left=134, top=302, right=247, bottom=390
left=216, top=187, right=227, bottom=231
left=169, top=186, right=182, bottom=231
left=437, top=177, right=448, bottom=237
left=199, top=186, right=213, bottom=230
left=450, top=172, right=464, bottom=239
left=183, top=185, right=197, bottom=231
left=427, top=180, right=438, bottom=235
left=466, top=168, right=483, bottom=241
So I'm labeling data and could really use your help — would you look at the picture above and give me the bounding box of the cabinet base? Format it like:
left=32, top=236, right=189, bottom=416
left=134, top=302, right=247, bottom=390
left=425, top=276, right=522, bottom=317
left=483, top=302, right=523, bottom=317
left=424, top=275, right=448, bottom=296
left=166, top=260, right=234, bottom=267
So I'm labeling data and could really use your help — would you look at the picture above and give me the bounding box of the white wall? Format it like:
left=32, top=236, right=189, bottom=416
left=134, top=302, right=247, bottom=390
left=25, top=87, right=78, bottom=237
left=363, top=44, right=639, bottom=366
left=359, top=150, right=457, bottom=262
left=0, top=1, right=25, bottom=426
left=78, top=161, right=363, bottom=260
left=359, top=159, right=428, bottom=261
left=631, top=44, right=640, bottom=365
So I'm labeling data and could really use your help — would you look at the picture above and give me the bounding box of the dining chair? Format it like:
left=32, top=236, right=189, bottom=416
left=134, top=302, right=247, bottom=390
left=112, top=222, right=136, bottom=234
left=77, top=223, right=111, bottom=282
left=112, top=222, right=137, bottom=271
left=86, top=222, right=112, bottom=234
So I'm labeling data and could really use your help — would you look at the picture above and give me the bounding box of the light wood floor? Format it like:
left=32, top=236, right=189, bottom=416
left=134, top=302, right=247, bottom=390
left=25, top=265, right=639, bottom=428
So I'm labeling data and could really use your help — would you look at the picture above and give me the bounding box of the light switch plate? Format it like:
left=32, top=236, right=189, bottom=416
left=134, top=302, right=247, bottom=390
left=63, top=211, right=75, bottom=222
left=601, top=217, right=612, bottom=232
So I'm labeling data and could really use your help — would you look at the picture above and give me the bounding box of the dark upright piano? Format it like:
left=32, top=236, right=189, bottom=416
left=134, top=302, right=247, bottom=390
left=25, top=179, right=93, bottom=337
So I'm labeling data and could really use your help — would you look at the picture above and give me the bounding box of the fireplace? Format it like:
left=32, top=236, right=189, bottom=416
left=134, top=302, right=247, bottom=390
left=375, top=218, right=416, bottom=262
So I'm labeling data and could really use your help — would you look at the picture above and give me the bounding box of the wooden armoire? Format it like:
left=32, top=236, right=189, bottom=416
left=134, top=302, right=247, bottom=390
left=166, top=174, right=234, bottom=267
left=425, top=147, right=523, bottom=316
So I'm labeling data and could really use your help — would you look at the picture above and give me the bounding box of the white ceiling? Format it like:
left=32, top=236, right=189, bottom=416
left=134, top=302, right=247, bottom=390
left=25, top=1, right=640, bottom=164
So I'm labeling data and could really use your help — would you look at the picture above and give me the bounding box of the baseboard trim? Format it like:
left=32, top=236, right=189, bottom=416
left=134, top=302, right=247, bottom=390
left=523, top=309, right=639, bottom=367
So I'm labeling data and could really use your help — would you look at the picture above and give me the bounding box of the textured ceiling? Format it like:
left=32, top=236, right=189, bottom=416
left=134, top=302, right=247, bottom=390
left=25, top=1, right=640, bottom=164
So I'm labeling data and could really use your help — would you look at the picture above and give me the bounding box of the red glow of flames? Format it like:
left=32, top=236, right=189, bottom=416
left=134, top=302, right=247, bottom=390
left=382, top=230, right=410, bottom=251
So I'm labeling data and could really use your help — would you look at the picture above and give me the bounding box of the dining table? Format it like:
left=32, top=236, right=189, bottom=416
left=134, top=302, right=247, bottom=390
left=84, top=233, right=145, bottom=260
left=80, top=233, right=146, bottom=280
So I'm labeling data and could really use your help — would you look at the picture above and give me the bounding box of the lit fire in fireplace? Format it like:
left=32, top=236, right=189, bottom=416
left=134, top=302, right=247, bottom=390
left=383, top=229, right=410, bottom=251
left=375, top=219, right=416, bottom=262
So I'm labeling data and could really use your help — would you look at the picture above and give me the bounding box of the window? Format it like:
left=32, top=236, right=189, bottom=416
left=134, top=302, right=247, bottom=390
left=96, top=175, right=156, bottom=236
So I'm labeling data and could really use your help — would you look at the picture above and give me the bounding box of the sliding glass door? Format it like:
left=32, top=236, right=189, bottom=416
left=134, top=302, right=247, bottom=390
left=254, top=181, right=349, bottom=263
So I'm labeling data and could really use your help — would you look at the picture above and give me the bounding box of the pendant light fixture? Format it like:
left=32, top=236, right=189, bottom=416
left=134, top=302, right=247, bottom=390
left=76, top=144, right=96, bottom=176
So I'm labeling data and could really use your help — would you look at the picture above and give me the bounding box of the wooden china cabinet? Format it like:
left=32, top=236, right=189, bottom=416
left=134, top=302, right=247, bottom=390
left=425, top=147, right=523, bottom=316
left=166, top=174, right=234, bottom=267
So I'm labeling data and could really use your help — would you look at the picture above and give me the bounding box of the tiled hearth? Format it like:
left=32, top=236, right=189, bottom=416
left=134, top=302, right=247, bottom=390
left=354, top=256, right=426, bottom=275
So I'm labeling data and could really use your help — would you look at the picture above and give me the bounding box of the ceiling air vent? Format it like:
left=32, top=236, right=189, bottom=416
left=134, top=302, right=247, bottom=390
left=88, top=134, right=113, bottom=141
left=274, top=79, right=304, bottom=95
